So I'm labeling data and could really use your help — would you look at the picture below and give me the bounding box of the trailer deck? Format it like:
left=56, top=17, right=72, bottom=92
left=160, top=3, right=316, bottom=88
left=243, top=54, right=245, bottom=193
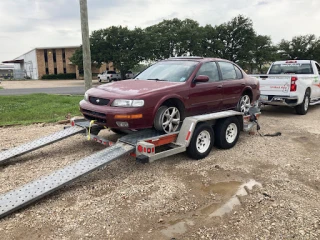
left=0, top=109, right=261, bottom=219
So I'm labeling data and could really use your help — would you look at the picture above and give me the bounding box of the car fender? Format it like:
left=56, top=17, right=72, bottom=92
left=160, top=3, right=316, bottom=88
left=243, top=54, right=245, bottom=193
left=152, top=94, right=185, bottom=118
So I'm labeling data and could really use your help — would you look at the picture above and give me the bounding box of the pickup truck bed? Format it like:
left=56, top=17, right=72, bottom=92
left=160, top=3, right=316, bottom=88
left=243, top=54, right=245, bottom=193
left=251, top=60, right=320, bottom=115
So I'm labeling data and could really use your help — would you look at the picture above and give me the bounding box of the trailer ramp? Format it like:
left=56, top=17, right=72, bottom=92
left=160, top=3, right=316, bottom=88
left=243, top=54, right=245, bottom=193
left=0, top=142, right=134, bottom=219
left=0, top=126, right=86, bottom=165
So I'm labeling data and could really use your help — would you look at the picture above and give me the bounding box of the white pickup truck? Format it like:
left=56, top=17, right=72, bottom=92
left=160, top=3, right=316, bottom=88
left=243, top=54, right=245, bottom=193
left=98, top=70, right=122, bottom=83
left=252, top=60, right=320, bottom=115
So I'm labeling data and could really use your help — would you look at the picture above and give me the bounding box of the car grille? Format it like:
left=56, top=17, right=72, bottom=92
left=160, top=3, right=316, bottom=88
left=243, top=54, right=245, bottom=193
left=81, top=108, right=107, bottom=124
left=89, top=96, right=110, bottom=106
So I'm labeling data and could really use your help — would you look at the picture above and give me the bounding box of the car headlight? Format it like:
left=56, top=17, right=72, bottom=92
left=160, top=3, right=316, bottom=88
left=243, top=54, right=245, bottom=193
left=84, top=92, right=89, bottom=101
left=112, top=99, right=144, bottom=107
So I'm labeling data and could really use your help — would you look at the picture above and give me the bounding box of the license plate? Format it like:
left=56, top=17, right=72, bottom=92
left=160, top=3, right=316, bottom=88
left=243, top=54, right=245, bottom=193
left=260, top=95, right=268, bottom=101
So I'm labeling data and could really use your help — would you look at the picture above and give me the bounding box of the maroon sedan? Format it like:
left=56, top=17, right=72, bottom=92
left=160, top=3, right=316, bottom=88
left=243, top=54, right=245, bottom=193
left=80, top=57, right=260, bottom=133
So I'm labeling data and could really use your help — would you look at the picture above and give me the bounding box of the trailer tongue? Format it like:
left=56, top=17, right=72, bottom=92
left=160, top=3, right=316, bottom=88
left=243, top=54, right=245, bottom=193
left=0, top=109, right=260, bottom=219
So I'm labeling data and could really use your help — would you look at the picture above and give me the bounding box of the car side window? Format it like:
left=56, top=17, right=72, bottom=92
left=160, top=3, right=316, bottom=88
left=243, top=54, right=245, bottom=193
left=196, top=62, right=220, bottom=82
left=315, top=63, right=320, bottom=75
left=218, top=62, right=237, bottom=80
left=234, top=65, right=243, bottom=79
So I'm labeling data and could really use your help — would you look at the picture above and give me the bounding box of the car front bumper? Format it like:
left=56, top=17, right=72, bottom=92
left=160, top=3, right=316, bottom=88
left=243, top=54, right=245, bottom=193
left=79, top=100, right=153, bottom=129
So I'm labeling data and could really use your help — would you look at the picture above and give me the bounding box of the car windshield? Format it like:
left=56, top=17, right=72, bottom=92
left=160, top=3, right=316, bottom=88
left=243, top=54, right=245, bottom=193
left=269, top=63, right=313, bottom=74
left=135, top=61, right=198, bottom=82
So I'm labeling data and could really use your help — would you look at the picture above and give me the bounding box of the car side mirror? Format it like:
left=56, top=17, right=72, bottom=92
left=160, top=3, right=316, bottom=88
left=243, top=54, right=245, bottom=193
left=194, top=75, right=209, bottom=83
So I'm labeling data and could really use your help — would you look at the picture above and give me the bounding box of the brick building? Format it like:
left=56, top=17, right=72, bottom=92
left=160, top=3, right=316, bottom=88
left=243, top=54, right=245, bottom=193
left=2, top=46, right=111, bottom=80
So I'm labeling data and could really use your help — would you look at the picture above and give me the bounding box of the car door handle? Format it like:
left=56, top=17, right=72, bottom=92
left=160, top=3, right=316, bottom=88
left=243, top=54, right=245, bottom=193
left=241, top=83, right=245, bottom=86
left=217, top=85, right=223, bottom=89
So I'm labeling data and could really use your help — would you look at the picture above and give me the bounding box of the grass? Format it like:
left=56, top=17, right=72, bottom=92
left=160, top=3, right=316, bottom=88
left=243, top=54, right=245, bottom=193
left=0, top=93, right=83, bottom=126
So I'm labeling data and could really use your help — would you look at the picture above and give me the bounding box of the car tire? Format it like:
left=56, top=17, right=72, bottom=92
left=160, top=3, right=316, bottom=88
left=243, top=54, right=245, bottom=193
left=186, top=123, right=214, bottom=160
left=295, top=90, right=310, bottom=115
left=98, top=77, right=101, bottom=83
left=154, top=105, right=181, bottom=133
left=214, top=117, right=240, bottom=149
left=236, top=94, right=251, bottom=113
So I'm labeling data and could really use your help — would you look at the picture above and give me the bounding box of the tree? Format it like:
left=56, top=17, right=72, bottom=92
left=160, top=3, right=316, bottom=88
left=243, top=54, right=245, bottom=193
left=245, top=35, right=278, bottom=73
left=145, top=18, right=202, bottom=59
left=278, top=34, right=320, bottom=61
left=89, top=26, right=147, bottom=78
left=69, top=47, right=83, bottom=69
left=215, top=15, right=256, bottom=63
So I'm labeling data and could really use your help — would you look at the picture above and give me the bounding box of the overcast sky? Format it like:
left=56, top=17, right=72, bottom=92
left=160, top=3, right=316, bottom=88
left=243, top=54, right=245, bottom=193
left=0, top=0, right=319, bottom=62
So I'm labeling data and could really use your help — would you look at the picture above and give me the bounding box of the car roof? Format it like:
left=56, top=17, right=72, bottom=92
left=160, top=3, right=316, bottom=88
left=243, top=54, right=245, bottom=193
left=165, top=56, right=231, bottom=63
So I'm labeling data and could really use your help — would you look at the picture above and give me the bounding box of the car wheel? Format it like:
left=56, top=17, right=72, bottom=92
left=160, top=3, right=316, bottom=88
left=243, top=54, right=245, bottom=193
left=236, top=94, right=251, bottom=113
left=295, top=90, right=310, bottom=115
left=98, top=77, right=101, bottom=83
left=154, top=105, right=181, bottom=133
left=214, top=117, right=240, bottom=149
left=186, top=123, right=214, bottom=160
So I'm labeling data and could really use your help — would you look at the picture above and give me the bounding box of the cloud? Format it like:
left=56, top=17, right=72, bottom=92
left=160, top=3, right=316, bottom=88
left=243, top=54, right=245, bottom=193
left=0, top=0, right=320, bottom=62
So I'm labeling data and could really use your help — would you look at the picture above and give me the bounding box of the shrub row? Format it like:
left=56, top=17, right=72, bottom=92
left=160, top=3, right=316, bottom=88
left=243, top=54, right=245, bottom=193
left=41, top=73, right=76, bottom=80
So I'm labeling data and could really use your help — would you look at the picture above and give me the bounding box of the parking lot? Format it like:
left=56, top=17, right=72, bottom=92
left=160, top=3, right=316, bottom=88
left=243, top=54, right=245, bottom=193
left=0, top=103, right=319, bottom=239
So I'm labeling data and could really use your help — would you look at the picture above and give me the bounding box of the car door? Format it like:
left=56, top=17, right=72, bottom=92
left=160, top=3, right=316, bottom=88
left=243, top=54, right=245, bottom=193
left=312, top=62, right=320, bottom=99
left=217, top=61, right=245, bottom=110
left=187, top=61, right=223, bottom=116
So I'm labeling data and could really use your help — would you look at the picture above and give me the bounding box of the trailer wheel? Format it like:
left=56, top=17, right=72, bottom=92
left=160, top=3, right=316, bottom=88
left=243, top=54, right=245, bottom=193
left=214, top=117, right=240, bottom=149
left=186, top=123, right=214, bottom=160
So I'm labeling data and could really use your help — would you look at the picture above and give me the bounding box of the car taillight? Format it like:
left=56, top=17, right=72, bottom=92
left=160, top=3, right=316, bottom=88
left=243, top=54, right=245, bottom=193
left=290, top=76, right=298, bottom=92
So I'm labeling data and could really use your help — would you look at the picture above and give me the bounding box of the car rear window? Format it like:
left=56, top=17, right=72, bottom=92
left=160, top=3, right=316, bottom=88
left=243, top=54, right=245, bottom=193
left=269, top=63, right=313, bottom=74
left=107, top=71, right=117, bottom=74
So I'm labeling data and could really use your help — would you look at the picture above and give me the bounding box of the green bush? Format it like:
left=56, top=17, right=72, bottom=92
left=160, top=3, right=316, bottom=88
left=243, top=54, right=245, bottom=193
left=41, top=73, right=76, bottom=80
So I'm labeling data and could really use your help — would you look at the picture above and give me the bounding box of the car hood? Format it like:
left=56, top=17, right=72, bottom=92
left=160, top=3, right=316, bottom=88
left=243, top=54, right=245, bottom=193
left=88, top=80, right=183, bottom=98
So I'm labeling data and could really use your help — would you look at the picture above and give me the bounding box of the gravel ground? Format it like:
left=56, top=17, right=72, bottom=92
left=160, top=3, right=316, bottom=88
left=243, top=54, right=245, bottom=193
left=0, top=105, right=320, bottom=239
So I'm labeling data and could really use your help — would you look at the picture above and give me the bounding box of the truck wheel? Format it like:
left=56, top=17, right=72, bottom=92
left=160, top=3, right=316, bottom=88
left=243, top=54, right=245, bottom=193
left=295, top=91, right=310, bottom=115
left=214, top=117, right=240, bottom=149
left=186, top=123, right=214, bottom=160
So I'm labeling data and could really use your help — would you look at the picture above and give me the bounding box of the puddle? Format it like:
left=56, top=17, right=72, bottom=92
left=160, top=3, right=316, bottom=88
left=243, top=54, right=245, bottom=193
left=209, top=179, right=262, bottom=217
left=160, top=219, right=194, bottom=238
left=160, top=179, right=262, bottom=238
left=201, top=181, right=241, bottom=195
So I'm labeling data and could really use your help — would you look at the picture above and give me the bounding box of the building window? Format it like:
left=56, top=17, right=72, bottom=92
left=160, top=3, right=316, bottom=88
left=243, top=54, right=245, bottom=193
left=53, top=49, right=56, bottom=62
left=54, top=68, right=57, bottom=74
left=46, top=68, right=49, bottom=74
left=44, top=50, right=48, bottom=63
left=63, top=68, right=67, bottom=74
left=62, top=49, right=66, bottom=62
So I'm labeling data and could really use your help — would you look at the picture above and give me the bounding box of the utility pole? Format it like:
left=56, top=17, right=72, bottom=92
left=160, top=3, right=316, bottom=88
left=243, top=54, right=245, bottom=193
left=79, top=0, right=92, bottom=90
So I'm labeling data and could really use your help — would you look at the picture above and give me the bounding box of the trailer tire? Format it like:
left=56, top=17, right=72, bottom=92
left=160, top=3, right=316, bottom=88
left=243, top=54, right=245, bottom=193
left=295, top=91, right=310, bottom=115
left=186, top=123, right=214, bottom=160
left=214, top=117, right=240, bottom=149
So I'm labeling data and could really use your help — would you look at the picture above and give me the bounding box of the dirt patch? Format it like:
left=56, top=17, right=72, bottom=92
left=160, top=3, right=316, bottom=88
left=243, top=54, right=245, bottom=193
left=1, top=105, right=320, bottom=239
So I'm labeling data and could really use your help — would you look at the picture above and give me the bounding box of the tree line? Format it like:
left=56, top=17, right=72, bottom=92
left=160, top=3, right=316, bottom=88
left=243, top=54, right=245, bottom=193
left=70, top=15, right=320, bottom=76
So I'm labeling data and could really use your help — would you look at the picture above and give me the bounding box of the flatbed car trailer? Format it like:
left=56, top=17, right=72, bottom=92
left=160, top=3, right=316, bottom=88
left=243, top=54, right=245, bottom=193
left=0, top=108, right=261, bottom=219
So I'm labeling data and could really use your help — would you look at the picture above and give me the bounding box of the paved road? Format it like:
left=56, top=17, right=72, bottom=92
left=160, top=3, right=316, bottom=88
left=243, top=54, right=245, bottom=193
left=0, top=86, right=86, bottom=96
